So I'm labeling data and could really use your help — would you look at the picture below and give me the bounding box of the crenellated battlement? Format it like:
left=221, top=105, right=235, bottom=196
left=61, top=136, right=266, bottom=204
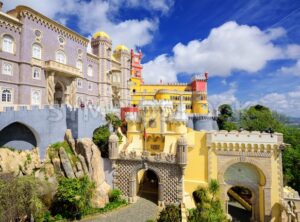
left=206, top=130, right=284, bottom=152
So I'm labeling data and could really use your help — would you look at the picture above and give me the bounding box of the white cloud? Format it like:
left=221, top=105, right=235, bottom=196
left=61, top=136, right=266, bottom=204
left=3, top=0, right=167, bottom=49
left=279, top=44, right=300, bottom=76
left=143, top=21, right=284, bottom=83
left=280, top=60, right=300, bottom=76
left=143, top=54, right=177, bottom=84
left=209, top=89, right=300, bottom=117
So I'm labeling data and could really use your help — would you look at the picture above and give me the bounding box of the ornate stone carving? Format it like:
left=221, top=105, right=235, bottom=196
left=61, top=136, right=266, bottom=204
left=47, top=72, right=55, bottom=105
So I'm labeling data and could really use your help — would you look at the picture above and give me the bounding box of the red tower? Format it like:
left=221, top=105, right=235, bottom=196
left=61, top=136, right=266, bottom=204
left=130, top=49, right=143, bottom=83
left=190, top=72, right=208, bottom=92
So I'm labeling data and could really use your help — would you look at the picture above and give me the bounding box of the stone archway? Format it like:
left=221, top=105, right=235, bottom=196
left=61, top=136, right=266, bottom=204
left=54, top=82, right=65, bottom=105
left=0, top=122, right=38, bottom=149
left=219, top=161, right=268, bottom=222
left=129, top=163, right=165, bottom=207
left=136, top=169, right=159, bottom=203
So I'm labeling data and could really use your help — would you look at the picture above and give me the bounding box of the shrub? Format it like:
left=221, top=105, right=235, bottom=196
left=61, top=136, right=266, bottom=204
left=109, top=189, right=122, bottom=202
left=0, top=174, right=48, bottom=222
left=157, top=205, right=181, bottom=222
left=51, top=176, right=95, bottom=220
left=93, top=125, right=110, bottom=158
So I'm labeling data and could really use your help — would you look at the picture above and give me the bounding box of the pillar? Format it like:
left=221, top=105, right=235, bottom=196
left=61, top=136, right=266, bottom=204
left=47, top=71, right=55, bottom=105
left=129, top=178, right=136, bottom=203
left=158, top=182, right=164, bottom=207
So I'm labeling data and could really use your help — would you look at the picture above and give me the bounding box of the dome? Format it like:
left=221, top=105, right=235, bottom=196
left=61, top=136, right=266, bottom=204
left=93, top=31, right=110, bottom=39
left=115, top=44, right=129, bottom=52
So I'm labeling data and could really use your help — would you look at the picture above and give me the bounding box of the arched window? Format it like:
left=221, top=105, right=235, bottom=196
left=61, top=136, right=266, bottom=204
left=2, top=35, right=14, bottom=53
left=56, top=50, right=66, bottom=64
left=31, top=90, right=41, bottom=105
left=32, top=43, right=42, bottom=59
left=87, top=65, right=93, bottom=76
left=76, top=60, right=83, bottom=72
left=1, top=89, right=12, bottom=102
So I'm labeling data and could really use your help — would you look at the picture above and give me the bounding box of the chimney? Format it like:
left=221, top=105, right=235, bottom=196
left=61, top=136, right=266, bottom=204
left=0, top=2, right=3, bottom=12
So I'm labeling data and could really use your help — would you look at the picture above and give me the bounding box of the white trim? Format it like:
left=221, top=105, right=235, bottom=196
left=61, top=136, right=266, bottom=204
left=2, top=61, right=13, bottom=76
left=87, top=64, right=93, bottom=76
left=1, top=87, right=13, bottom=104
left=30, top=88, right=42, bottom=105
left=32, top=43, right=42, bottom=60
left=32, top=66, right=41, bottom=80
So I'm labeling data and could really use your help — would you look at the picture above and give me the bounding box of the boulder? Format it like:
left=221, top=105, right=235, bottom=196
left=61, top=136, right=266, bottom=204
left=78, top=154, right=89, bottom=176
left=0, top=148, right=39, bottom=176
left=76, top=138, right=111, bottom=208
left=58, top=147, right=75, bottom=178
left=64, top=129, right=76, bottom=154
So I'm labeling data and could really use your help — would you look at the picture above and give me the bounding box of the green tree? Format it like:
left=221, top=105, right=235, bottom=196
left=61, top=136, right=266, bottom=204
left=158, top=205, right=181, bottom=222
left=93, top=125, right=110, bottom=158
left=51, top=176, right=95, bottom=220
left=240, top=105, right=283, bottom=132
left=217, top=104, right=238, bottom=130
left=105, top=113, right=122, bottom=131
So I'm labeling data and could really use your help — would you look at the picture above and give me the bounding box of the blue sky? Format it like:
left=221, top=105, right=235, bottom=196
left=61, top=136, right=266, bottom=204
left=4, top=0, right=300, bottom=117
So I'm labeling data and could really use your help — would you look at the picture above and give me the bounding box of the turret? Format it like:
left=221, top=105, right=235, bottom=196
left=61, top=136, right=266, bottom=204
left=91, top=31, right=112, bottom=109
left=130, top=49, right=143, bottom=82
left=108, top=133, right=119, bottom=160
left=113, top=45, right=131, bottom=107
left=176, top=136, right=188, bottom=167
left=191, top=73, right=209, bottom=115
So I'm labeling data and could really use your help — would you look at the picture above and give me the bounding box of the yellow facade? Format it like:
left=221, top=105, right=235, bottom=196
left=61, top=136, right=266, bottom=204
left=113, top=100, right=288, bottom=221
left=130, top=76, right=208, bottom=115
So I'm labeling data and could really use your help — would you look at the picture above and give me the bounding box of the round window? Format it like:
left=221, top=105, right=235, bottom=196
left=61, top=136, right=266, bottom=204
left=35, top=30, right=41, bottom=37
left=58, top=36, right=65, bottom=44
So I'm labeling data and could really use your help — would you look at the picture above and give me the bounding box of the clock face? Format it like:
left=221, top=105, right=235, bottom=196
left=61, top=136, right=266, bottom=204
left=202, top=104, right=207, bottom=109
left=134, top=57, right=139, bottom=62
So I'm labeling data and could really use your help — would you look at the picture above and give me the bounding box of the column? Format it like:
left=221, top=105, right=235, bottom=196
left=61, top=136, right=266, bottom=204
left=47, top=71, right=55, bottom=105
left=158, top=182, right=164, bottom=207
left=129, top=179, right=136, bottom=203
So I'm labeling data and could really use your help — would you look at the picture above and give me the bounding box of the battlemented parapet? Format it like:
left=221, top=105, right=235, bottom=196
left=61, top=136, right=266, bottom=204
left=187, top=114, right=218, bottom=131
left=0, top=105, right=106, bottom=159
left=206, top=130, right=283, bottom=149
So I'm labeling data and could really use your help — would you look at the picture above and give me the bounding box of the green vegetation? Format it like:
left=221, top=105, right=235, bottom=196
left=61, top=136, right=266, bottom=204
left=93, top=113, right=123, bottom=158
left=49, top=141, right=78, bottom=167
left=51, top=176, right=95, bottom=220
left=217, top=104, right=238, bottom=131
left=93, top=125, right=110, bottom=158
left=109, top=188, right=122, bottom=202
left=157, top=204, right=181, bottom=222
left=0, top=174, right=48, bottom=222
left=217, top=104, right=300, bottom=193
left=188, top=180, right=227, bottom=222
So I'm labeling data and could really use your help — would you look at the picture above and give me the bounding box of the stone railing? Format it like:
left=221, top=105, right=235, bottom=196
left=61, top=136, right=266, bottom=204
left=117, top=150, right=177, bottom=164
left=44, top=60, right=82, bottom=78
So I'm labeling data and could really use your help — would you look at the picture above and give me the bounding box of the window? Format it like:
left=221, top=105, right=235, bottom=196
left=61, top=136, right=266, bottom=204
left=1, top=89, right=12, bottom=103
left=56, top=50, right=66, bottom=64
left=87, top=65, right=93, bottom=76
left=2, top=62, right=13, bottom=75
left=76, top=60, right=83, bottom=72
left=31, top=90, right=41, bottom=105
left=32, top=67, right=41, bottom=79
left=2, top=35, right=14, bottom=53
left=32, top=43, right=42, bottom=59
left=77, top=79, right=82, bottom=88
left=88, top=82, right=92, bottom=91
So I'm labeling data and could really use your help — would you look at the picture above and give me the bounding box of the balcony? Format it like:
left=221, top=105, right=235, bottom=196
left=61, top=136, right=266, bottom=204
left=44, top=60, right=82, bottom=78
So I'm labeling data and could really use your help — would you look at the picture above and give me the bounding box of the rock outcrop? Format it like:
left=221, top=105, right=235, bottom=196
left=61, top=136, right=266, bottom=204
left=0, top=148, right=40, bottom=176
left=59, top=147, right=75, bottom=178
left=0, top=129, right=111, bottom=209
left=77, top=138, right=110, bottom=208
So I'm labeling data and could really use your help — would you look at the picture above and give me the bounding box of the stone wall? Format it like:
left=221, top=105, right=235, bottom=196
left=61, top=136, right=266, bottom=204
left=0, top=105, right=106, bottom=159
